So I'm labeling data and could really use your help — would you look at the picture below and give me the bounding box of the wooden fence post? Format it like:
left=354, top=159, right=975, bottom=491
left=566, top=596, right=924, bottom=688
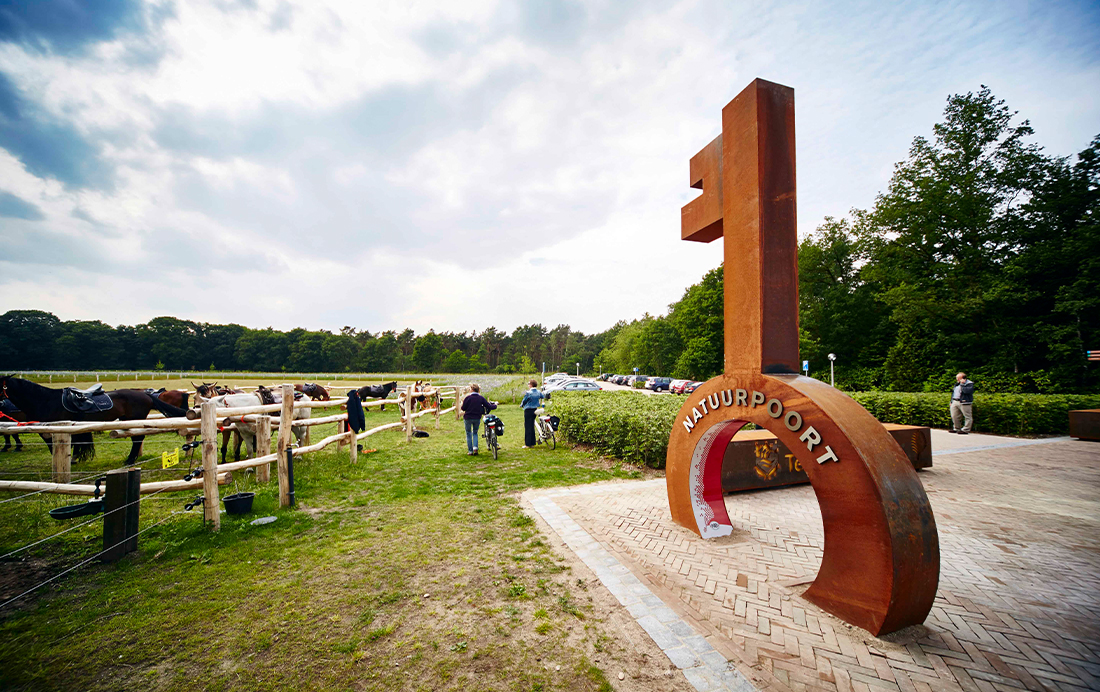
left=255, top=414, right=271, bottom=483
left=101, top=467, right=140, bottom=562
left=434, top=390, right=441, bottom=429
left=405, top=386, right=414, bottom=442
left=200, top=401, right=220, bottom=531
left=277, top=384, right=294, bottom=507
left=51, top=433, right=71, bottom=483
left=348, top=424, right=358, bottom=464
left=454, top=386, right=464, bottom=421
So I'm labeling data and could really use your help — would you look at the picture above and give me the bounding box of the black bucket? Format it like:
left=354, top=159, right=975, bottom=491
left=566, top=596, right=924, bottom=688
left=223, top=492, right=255, bottom=515
left=50, top=499, right=104, bottom=520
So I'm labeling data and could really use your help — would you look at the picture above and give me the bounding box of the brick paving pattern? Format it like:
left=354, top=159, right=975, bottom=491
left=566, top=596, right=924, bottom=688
left=531, top=436, right=1100, bottom=692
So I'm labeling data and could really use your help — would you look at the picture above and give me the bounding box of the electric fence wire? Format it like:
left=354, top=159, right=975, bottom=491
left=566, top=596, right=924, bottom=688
left=0, top=485, right=178, bottom=561
left=0, top=509, right=187, bottom=611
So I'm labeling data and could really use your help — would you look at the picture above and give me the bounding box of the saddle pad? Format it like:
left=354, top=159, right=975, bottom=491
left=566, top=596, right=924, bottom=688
left=61, top=388, right=114, bottom=414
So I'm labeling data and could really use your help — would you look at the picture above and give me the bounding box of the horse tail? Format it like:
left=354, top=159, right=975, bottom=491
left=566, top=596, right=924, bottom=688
left=149, top=396, right=189, bottom=418
left=72, top=432, right=95, bottom=462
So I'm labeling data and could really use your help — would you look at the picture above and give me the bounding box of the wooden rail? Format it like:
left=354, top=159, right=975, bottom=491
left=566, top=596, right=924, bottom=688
left=0, top=384, right=461, bottom=532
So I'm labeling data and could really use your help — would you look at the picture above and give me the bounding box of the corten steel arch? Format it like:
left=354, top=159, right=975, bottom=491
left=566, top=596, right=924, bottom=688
left=666, top=79, right=939, bottom=636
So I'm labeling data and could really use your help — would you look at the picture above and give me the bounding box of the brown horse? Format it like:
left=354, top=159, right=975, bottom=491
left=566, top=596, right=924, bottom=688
left=0, top=376, right=190, bottom=464
left=295, top=383, right=330, bottom=401
left=146, top=388, right=190, bottom=409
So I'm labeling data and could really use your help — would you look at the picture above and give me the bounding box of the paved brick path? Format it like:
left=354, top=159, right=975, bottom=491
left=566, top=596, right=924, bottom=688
left=528, top=435, right=1100, bottom=692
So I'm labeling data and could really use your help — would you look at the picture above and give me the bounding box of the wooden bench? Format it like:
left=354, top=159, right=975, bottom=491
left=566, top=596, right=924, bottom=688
left=721, top=423, right=931, bottom=493
left=1069, top=409, right=1100, bottom=441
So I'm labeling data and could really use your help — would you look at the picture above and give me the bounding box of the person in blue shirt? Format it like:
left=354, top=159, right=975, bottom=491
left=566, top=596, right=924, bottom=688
left=520, top=379, right=544, bottom=448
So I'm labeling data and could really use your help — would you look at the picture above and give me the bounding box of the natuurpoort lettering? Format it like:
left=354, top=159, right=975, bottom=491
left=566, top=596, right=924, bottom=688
left=681, top=388, right=840, bottom=465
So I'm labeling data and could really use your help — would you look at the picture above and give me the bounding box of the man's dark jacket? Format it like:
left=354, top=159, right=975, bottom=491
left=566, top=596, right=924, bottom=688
left=952, top=380, right=975, bottom=404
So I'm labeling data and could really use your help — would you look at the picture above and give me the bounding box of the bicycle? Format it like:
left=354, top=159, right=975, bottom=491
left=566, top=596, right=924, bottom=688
left=534, top=407, right=557, bottom=450
left=482, top=414, right=502, bottom=459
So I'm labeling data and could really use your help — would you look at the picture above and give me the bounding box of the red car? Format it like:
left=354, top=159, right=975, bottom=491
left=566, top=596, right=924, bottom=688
left=670, top=379, right=690, bottom=394
left=683, top=381, right=703, bottom=394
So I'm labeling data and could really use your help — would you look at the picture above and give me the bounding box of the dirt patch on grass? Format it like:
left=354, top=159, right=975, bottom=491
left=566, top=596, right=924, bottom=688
left=0, top=558, right=66, bottom=613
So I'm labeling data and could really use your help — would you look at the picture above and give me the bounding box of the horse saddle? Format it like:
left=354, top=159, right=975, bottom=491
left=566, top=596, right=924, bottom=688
left=62, top=385, right=113, bottom=413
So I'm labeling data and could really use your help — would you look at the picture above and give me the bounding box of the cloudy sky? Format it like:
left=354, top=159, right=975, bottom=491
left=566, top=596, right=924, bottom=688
left=1, top=0, right=1098, bottom=336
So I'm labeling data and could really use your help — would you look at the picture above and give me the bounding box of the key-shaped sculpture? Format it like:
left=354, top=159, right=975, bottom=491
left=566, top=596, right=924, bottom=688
left=666, top=79, right=939, bottom=635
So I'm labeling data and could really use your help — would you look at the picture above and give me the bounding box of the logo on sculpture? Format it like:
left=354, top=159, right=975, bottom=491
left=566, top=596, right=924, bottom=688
left=753, top=441, right=779, bottom=480
left=664, top=78, right=940, bottom=636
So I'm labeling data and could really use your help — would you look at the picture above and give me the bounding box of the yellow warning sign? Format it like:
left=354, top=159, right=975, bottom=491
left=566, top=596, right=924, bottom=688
left=162, top=448, right=180, bottom=469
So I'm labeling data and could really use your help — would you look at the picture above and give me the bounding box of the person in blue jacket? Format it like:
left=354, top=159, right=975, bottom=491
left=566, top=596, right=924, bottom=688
left=520, top=379, right=544, bottom=448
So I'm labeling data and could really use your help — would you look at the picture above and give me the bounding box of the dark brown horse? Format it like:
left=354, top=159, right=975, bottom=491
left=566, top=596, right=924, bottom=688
left=0, top=376, right=189, bottom=464
left=356, top=381, right=397, bottom=411
left=295, top=383, right=330, bottom=401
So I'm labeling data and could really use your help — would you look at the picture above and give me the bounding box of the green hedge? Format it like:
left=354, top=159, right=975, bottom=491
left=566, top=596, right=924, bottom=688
left=849, top=392, right=1100, bottom=436
left=555, top=390, right=1100, bottom=468
left=552, top=392, right=682, bottom=468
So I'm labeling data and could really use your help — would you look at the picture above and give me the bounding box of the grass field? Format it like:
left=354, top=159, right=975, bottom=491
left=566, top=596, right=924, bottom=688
left=0, top=376, right=662, bottom=691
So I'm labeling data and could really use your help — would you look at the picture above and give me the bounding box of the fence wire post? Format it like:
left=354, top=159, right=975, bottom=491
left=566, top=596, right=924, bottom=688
left=454, top=386, right=464, bottom=422
left=405, top=386, right=414, bottom=442
left=51, top=432, right=71, bottom=483
left=102, top=467, right=140, bottom=562
left=255, top=414, right=271, bottom=483
left=277, top=384, right=294, bottom=507
left=200, top=401, right=220, bottom=531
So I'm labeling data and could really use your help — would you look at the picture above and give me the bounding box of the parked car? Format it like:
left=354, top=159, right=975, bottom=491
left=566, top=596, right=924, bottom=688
left=558, top=380, right=602, bottom=391
left=543, top=378, right=591, bottom=394
left=683, top=381, right=703, bottom=393
left=669, top=379, right=690, bottom=393
left=544, top=373, right=571, bottom=385
left=633, top=376, right=649, bottom=388
left=647, top=377, right=672, bottom=392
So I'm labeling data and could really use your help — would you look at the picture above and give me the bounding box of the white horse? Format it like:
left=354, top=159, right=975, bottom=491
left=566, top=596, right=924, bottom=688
left=197, top=389, right=310, bottom=461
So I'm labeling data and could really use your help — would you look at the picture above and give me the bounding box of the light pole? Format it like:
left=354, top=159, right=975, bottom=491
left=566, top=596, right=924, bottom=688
left=828, top=353, right=836, bottom=387
left=576, top=362, right=580, bottom=377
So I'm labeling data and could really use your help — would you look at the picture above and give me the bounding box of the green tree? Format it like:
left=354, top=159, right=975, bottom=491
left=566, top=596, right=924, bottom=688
left=322, top=333, right=358, bottom=372
left=235, top=329, right=290, bottom=372
left=287, top=332, right=327, bottom=372
left=856, top=86, right=1051, bottom=389
left=0, top=310, right=61, bottom=369
left=56, top=320, right=122, bottom=369
left=798, top=218, right=892, bottom=369
left=412, top=332, right=443, bottom=372
left=443, top=349, right=469, bottom=373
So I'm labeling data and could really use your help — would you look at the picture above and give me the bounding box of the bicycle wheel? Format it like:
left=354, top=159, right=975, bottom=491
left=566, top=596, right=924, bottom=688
left=549, top=432, right=556, bottom=450
left=489, top=429, right=498, bottom=460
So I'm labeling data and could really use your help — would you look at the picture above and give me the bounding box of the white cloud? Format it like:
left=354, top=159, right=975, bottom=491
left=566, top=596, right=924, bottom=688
left=1, top=0, right=1097, bottom=335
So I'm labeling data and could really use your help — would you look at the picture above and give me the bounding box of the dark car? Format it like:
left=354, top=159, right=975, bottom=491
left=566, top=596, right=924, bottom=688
left=647, top=377, right=672, bottom=392
left=683, top=381, right=703, bottom=393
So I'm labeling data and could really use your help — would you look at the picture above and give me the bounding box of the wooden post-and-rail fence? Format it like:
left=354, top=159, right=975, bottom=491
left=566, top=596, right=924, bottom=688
left=0, top=386, right=458, bottom=533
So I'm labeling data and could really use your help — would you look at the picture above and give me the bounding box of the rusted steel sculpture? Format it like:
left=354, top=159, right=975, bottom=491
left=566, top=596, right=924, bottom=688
left=666, top=79, right=939, bottom=636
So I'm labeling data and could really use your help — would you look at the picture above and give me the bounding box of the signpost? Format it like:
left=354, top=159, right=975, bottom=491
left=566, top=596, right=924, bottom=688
left=665, top=78, right=939, bottom=636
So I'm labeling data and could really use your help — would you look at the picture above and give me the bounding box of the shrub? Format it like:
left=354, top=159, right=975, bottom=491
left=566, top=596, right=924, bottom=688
left=844, top=392, right=1100, bottom=436
left=555, top=391, right=1100, bottom=468
left=553, top=392, right=682, bottom=468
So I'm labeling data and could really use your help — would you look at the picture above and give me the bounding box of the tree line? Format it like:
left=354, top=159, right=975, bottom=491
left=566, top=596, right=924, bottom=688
left=1, top=88, right=1096, bottom=392
left=0, top=311, right=614, bottom=376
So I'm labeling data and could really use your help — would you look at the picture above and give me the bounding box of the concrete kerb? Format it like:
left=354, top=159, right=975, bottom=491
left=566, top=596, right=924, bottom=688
left=525, top=486, right=756, bottom=692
